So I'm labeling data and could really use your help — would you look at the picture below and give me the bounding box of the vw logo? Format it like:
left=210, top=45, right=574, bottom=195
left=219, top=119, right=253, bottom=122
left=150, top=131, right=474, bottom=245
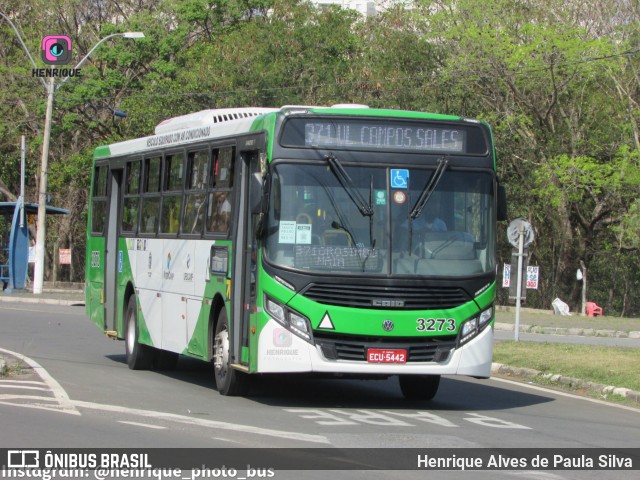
left=382, top=320, right=394, bottom=332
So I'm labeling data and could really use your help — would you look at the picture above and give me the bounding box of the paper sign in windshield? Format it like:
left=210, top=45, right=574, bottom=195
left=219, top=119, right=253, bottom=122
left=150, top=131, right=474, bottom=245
left=279, top=221, right=312, bottom=244
left=279, top=221, right=296, bottom=243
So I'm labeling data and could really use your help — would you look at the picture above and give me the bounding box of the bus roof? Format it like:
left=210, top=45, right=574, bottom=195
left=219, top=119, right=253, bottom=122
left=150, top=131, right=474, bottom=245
left=93, top=105, right=474, bottom=160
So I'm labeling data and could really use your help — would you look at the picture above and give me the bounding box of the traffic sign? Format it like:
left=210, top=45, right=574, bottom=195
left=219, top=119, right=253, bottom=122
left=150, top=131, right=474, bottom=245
left=507, top=218, right=534, bottom=248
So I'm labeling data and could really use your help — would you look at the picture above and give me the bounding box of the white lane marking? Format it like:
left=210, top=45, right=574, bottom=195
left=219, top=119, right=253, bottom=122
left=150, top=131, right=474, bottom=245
left=0, top=380, right=46, bottom=385
left=0, top=394, right=61, bottom=401
left=0, top=348, right=330, bottom=444
left=506, top=472, right=567, bottom=479
left=491, top=377, right=640, bottom=413
left=0, top=385, right=50, bottom=391
left=464, top=413, right=530, bottom=429
left=72, top=399, right=330, bottom=444
left=0, top=400, right=78, bottom=414
left=0, top=347, right=79, bottom=415
left=212, top=437, right=241, bottom=444
left=118, top=420, right=167, bottom=430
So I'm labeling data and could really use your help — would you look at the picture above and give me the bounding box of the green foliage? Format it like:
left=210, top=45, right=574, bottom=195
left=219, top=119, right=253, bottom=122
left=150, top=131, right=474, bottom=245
left=0, top=0, right=639, bottom=314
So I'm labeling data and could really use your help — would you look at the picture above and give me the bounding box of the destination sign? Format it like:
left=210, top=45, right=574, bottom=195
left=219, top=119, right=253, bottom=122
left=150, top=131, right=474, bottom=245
left=280, top=118, right=488, bottom=154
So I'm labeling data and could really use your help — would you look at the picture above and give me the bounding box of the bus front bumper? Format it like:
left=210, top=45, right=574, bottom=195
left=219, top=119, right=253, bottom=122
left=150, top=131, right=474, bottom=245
left=257, top=318, right=493, bottom=378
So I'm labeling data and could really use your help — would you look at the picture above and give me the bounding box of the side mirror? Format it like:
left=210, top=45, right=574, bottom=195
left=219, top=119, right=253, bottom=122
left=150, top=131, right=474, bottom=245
left=497, top=184, right=508, bottom=222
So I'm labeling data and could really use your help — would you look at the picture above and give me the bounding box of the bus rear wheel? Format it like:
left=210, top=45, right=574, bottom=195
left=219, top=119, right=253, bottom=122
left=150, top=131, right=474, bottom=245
left=125, top=295, right=152, bottom=370
left=213, top=310, right=249, bottom=396
left=399, top=374, right=441, bottom=400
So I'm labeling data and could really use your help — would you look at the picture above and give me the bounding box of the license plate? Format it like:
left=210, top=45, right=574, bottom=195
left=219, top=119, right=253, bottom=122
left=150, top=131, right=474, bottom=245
left=367, top=348, right=407, bottom=364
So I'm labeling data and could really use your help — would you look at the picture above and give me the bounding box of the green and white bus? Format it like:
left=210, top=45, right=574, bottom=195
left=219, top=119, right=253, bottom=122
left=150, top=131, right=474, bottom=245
left=85, top=105, right=506, bottom=399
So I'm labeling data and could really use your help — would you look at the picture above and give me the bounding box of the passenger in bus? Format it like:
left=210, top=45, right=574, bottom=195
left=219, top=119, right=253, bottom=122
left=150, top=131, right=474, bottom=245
left=395, top=209, right=447, bottom=253
left=424, top=211, right=447, bottom=232
left=208, top=192, right=232, bottom=233
left=400, top=211, right=447, bottom=235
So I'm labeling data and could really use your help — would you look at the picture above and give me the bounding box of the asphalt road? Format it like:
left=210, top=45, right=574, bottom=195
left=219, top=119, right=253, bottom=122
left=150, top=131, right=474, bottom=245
left=0, top=302, right=639, bottom=479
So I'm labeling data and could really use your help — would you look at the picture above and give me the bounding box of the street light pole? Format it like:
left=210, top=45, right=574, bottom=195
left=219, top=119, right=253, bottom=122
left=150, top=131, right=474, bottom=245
left=0, top=12, right=47, bottom=89
left=32, top=31, right=144, bottom=294
left=32, top=76, right=55, bottom=294
left=0, top=11, right=143, bottom=293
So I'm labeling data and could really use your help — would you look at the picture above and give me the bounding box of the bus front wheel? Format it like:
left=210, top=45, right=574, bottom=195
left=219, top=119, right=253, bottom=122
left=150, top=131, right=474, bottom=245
left=125, top=295, right=152, bottom=370
left=213, top=310, right=249, bottom=396
left=399, top=374, right=441, bottom=400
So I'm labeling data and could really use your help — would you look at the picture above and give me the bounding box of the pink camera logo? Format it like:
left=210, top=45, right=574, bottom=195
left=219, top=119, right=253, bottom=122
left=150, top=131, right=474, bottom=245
left=273, top=328, right=292, bottom=347
left=41, top=35, right=72, bottom=65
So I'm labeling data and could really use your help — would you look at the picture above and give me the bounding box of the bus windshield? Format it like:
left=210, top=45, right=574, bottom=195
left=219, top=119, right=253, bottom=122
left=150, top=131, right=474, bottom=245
left=264, top=162, right=495, bottom=277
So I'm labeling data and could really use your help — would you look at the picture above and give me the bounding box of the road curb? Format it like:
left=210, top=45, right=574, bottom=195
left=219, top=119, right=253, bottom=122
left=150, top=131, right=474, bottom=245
left=495, top=322, right=640, bottom=339
left=0, top=295, right=84, bottom=306
left=492, top=362, right=640, bottom=405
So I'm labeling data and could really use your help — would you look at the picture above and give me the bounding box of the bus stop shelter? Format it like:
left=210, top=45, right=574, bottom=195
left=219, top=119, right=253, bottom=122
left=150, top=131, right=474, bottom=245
left=0, top=198, right=69, bottom=292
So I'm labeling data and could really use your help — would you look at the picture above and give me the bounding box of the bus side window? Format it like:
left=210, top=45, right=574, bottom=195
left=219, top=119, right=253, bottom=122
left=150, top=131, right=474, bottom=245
left=140, top=156, right=161, bottom=235
left=91, top=165, right=109, bottom=235
left=121, top=160, right=141, bottom=234
left=207, top=191, right=231, bottom=233
left=183, top=150, right=208, bottom=235
left=160, top=151, right=184, bottom=235
left=140, top=197, right=160, bottom=234
left=206, top=146, right=235, bottom=235
left=144, top=156, right=161, bottom=193
left=215, top=147, right=234, bottom=188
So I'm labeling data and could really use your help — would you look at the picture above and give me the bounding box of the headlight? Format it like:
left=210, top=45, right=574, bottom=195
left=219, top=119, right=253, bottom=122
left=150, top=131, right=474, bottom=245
left=264, top=295, right=313, bottom=342
left=264, top=297, right=285, bottom=323
left=461, top=318, right=478, bottom=340
left=458, top=305, right=493, bottom=346
left=479, top=306, right=493, bottom=327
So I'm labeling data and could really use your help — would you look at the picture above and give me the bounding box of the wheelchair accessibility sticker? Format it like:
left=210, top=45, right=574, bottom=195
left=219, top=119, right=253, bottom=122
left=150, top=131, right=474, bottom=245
left=390, top=169, right=409, bottom=189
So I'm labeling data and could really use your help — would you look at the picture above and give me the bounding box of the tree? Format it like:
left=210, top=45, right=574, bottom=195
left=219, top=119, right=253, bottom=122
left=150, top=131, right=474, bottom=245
left=418, top=0, right=640, bottom=313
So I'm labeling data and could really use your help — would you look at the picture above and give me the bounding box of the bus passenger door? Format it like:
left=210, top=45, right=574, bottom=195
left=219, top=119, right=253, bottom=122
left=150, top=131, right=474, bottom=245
left=104, top=168, right=122, bottom=333
left=230, top=134, right=266, bottom=371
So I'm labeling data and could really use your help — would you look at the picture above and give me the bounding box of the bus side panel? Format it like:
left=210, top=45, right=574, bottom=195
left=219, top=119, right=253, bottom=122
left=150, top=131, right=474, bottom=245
left=86, top=235, right=105, bottom=330
left=184, top=240, right=233, bottom=360
left=132, top=238, right=163, bottom=348
left=116, top=237, right=136, bottom=337
left=161, top=238, right=195, bottom=353
left=137, top=287, right=162, bottom=347
left=184, top=240, right=218, bottom=358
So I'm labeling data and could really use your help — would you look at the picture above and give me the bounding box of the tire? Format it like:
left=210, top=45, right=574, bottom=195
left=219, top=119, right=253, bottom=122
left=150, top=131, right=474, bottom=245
left=399, top=374, right=441, bottom=400
left=213, top=309, right=249, bottom=396
left=125, top=295, right=152, bottom=370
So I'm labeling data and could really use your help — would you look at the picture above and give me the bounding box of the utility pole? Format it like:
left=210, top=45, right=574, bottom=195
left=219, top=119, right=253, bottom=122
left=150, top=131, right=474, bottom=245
left=0, top=11, right=144, bottom=293
left=32, top=76, right=55, bottom=294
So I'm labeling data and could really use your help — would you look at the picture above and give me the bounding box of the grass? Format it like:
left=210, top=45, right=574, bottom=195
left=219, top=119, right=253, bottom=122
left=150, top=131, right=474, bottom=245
left=0, top=356, right=30, bottom=378
left=493, top=341, right=640, bottom=393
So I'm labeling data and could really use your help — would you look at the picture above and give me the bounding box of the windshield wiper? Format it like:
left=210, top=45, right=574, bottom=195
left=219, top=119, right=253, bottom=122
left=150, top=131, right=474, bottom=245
left=410, top=157, right=448, bottom=220
left=325, top=154, right=374, bottom=217
left=407, top=157, right=448, bottom=255
left=324, top=154, right=376, bottom=271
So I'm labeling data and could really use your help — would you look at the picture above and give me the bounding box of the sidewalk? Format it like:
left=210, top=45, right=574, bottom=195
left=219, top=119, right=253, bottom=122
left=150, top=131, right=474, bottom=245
left=494, top=321, right=640, bottom=339
left=0, top=286, right=84, bottom=306
left=495, top=306, right=640, bottom=339
left=491, top=362, right=640, bottom=405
